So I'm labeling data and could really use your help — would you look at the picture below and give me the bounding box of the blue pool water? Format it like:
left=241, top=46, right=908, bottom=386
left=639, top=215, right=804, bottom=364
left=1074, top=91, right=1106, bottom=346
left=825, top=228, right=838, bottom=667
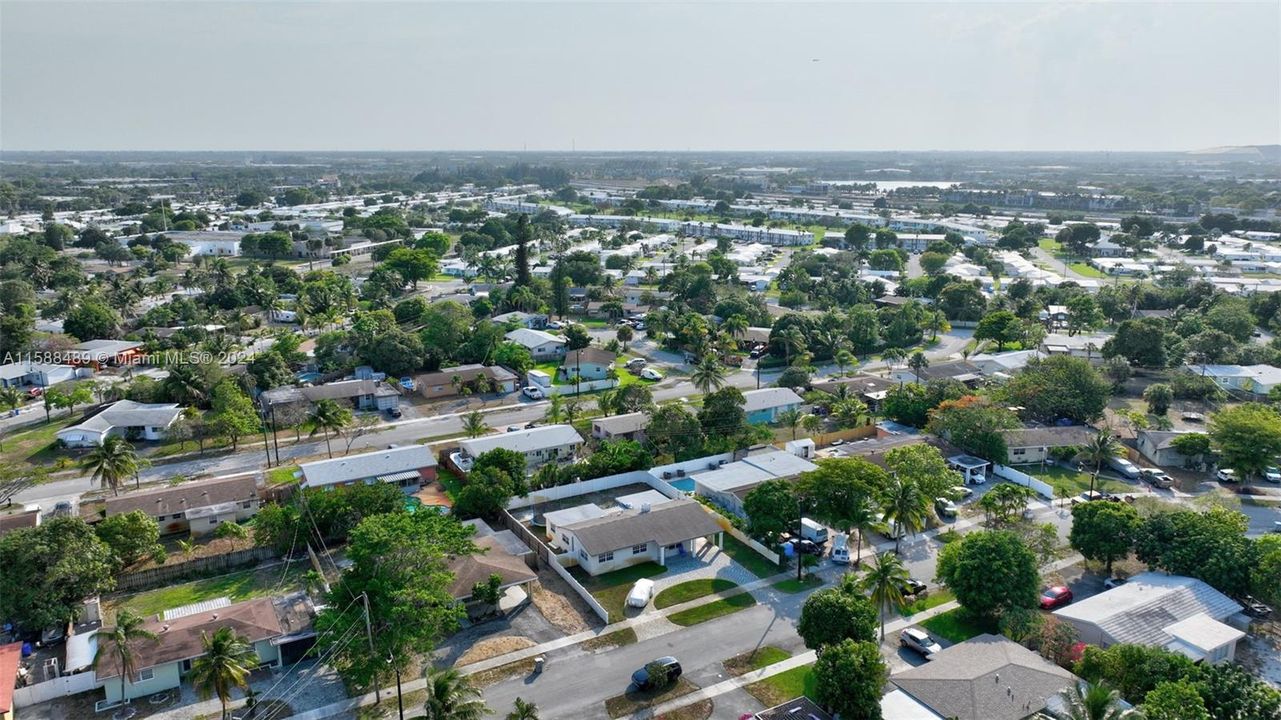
left=670, top=478, right=695, bottom=493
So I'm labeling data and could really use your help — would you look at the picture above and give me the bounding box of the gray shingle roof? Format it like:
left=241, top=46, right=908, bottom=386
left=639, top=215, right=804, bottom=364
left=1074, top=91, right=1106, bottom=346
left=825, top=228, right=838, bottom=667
left=561, top=499, right=722, bottom=555
left=105, top=475, right=259, bottom=518
left=892, top=634, right=1076, bottom=720
left=1000, top=425, right=1097, bottom=449
left=458, top=424, right=583, bottom=457
left=1053, top=572, right=1243, bottom=647
left=300, top=445, right=437, bottom=488
left=742, top=387, right=803, bottom=413
left=69, top=400, right=183, bottom=434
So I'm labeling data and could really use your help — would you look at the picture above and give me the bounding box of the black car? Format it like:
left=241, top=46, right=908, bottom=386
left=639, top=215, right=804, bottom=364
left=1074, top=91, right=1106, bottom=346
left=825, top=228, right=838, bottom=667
left=900, top=578, right=928, bottom=596
left=631, top=656, right=681, bottom=690
left=386, top=407, right=402, bottom=419
left=1240, top=596, right=1273, bottom=618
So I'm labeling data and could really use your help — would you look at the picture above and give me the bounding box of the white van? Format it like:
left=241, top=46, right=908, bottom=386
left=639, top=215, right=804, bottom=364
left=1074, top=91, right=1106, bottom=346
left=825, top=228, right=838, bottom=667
left=1106, top=456, right=1141, bottom=480
left=830, top=533, right=850, bottom=564
left=800, top=518, right=828, bottom=544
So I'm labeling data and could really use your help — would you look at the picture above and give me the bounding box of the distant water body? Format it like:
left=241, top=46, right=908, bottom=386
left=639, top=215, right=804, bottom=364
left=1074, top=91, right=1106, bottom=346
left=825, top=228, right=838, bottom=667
left=822, top=180, right=959, bottom=190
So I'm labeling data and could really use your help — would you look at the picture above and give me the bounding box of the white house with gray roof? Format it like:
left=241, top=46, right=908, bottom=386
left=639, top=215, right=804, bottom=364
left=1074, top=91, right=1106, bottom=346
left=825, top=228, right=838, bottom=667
left=56, top=399, right=184, bottom=447
left=1053, top=572, right=1246, bottom=664
left=299, top=445, right=438, bottom=492
left=504, top=328, right=567, bottom=360
left=741, top=387, right=804, bottom=424
left=692, top=449, right=818, bottom=518
left=454, top=424, right=584, bottom=474
left=558, top=498, right=723, bottom=575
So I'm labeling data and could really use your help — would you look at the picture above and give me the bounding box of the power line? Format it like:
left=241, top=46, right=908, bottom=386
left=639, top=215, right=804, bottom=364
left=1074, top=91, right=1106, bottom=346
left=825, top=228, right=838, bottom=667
left=251, top=595, right=363, bottom=707
left=258, top=618, right=364, bottom=720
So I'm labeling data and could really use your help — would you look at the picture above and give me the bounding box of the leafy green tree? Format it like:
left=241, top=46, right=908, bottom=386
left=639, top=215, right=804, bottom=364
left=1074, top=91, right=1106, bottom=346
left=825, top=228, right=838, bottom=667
left=1133, top=506, right=1256, bottom=596
left=96, top=510, right=162, bottom=568
left=796, top=458, right=886, bottom=561
left=1142, top=680, right=1211, bottom=720
left=209, top=381, right=259, bottom=451
left=1253, top=534, right=1281, bottom=606
left=493, top=342, right=534, bottom=375
left=1065, top=295, right=1105, bottom=337
left=316, top=512, right=477, bottom=697
left=248, top=351, right=293, bottom=392
left=1103, top=318, right=1176, bottom=368
left=63, top=300, right=121, bottom=341
left=1069, top=501, right=1139, bottom=574
left=563, top=324, right=591, bottom=350
left=453, top=466, right=518, bottom=520
left=975, top=310, right=1023, bottom=351
left=307, top=398, right=352, bottom=458
left=1195, top=662, right=1281, bottom=720
left=190, top=627, right=257, bottom=720
left=1143, top=383, right=1174, bottom=416
left=884, top=443, right=963, bottom=506
left=94, top=609, right=158, bottom=711
left=927, top=396, right=1020, bottom=464
left=697, top=387, right=749, bottom=449
left=860, top=551, right=909, bottom=641
left=936, top=529, right=1039, bottom=622
left=1001, top=355, right=1111, bottom=423
left=813, top=639, right=886, bottom=720
left=977, top=483, right=1037, bottom=525
left=0, top=517, right=116, bottom=630
left=81, top=435, right=141, bottom=496
left=422, top=665, right=490, bottom=720
left=1208, top=403, right=1281, bottom=480
left=743, top=478, right=796, bottom=544
left=645, top=405, right=704, bottom=460
left=797, top=575, right=878, bottom=651
left=384, top=247, right=439, bottom=289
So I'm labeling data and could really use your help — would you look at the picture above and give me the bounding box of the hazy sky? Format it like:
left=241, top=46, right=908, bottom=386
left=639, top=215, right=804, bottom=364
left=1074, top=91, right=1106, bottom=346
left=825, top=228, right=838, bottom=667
left=2, top=1, right=1278, bottom=152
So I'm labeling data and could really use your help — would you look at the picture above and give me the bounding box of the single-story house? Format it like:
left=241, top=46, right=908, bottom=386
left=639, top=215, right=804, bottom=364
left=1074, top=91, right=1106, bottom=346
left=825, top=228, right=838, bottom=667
left=742, top=387, right=804, bottom=424
left=299, top=445, right=438, bottom=493
left=1041, top=304, right=1070, bottom=330
left=692, top=449, right=818, bottom=518
left=0, top=361, right=79, bottom=390
left=560, top=347, right=617, bottom=382
left=1187, top=363, right=1281, bottom=397
left=0, top=505, right=40, bottom=537
left=104, top=475, right=260, bottom=536
left=890, top=634, right=1077, bottom=720
left=889, top=360, right=983, bottom=387
left=545, top=503, right=611, bottom=549
left=1040, top=333, right=1110, bottom=360
left=56, top=400, right=185, bottom=448
left=1001, top=426, right=1098, bottom=465
left=591, top=411, right=650, bottom=442
left=261, top=378, right=401, bottom=413
left=448, top=534, right=537, bottom=612
left=504, top=328, right=567, bottom=361
left=454, top=424, right=584, bottom=474
left=970, top=350, right=1043, bottom=378
left=1136, top=429, right=1200, bottom=469
left=492, top=311, right=548, bottom=329
left=811, top=374, right=897, bottom=411
left=67, top=340, right=144, bottom=367
left=416, top=364, right=518, bottom=400
left=0, top=642, right=21, bottom=720
left=1054, top=572, right=1246, bottom=664
left=754, top=697, right=834, bottom=720
left=97, top=595, right=314, bottom=705
left=559, top=498, right=724, bottom=576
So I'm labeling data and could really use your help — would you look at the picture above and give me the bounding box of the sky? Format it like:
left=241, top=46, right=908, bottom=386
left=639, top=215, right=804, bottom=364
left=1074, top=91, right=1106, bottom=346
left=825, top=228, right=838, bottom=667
left=1, top=1, right=1278, bottom=152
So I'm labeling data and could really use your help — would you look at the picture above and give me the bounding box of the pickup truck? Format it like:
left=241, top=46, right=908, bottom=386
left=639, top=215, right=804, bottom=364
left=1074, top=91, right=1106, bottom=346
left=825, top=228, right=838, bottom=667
left=1140, top=468, right=1173, bottom=489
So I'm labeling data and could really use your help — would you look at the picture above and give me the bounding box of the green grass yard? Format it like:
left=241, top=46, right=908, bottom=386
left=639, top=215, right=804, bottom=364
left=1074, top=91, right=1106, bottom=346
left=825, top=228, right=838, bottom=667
left=667, top=593, right=756, bottom=626
left=901, top=588, right=954, bottom=616
left=109, top=563, right=307, bottom=619
left=713, top=534, right=784, bottom=579
left=1067, top=262, right=1108, bottom=278
left=654, top=578, right=738, bottom=609
left=744, top=664, right=817, bottom=708
left=0, top=416, right=78, bottom=467
left=266, top=465, right=300, bottom=486
left=772, top=576, right=823, bottom=593
left=569, top=562, right=668, bottom=623
left=436, top=467, right=464, bottom=499
left=1028, top=465, right=1132, bottom=497
left=921, top=607, right=993, bottom=644
left=723, top=646, right=792, bottom=676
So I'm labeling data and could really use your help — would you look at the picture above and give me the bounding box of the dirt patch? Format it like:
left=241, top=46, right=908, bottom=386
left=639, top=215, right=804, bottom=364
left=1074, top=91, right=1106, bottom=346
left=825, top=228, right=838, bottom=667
left=656, top=698, right=713, bottom=720
left=467, top=657, right=538, bottom=688
left=582, top=627, right=638, bottom=652
left=456, top=636, right=536, bottom=666
left=604, top=677, right=699, bottom=719
left=530, top=572, right=600, bottom=633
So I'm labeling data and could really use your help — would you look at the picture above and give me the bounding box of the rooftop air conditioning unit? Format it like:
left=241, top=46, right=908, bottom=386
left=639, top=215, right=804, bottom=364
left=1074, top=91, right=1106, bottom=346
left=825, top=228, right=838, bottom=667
left=676, top=469, right=685, bottom=477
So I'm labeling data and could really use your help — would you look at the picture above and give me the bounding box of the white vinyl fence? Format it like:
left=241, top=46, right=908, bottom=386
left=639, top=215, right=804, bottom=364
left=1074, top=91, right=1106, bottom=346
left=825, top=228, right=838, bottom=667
left=13, top=672, right=98, bottom=708
left=993, top=464, right=1055, bottom=500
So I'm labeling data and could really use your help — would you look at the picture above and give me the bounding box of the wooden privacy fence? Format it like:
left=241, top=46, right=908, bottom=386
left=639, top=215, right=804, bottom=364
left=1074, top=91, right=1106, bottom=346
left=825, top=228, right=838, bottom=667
left=115, top=547, right=276, bottom=593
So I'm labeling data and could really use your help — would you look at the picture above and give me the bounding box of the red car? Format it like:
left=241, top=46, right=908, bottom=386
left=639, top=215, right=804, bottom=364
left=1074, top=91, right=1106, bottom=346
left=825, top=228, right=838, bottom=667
left=1040, top=586, right=1073, bottom=610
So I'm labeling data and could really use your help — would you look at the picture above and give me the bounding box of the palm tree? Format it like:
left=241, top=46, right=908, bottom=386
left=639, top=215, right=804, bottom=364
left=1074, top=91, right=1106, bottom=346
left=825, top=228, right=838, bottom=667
left=543, top=395, right=565, bottom=424
left=881, top=475, right=929, bottom=555
left=1051, top=681, right=1133, bottom=720
left=690, top=356, right=727, bottom=394
left=777, top=408, right=803, bottom=440
left=723, top=314, right=750, bottom=345
left=82, top=435, right=140, bottom=496
left=163, top=362, right=208, bottom=407
left=95, top=609, right=158, bottom=713
left=564, top=399, right=581, bottom=424
left=859, top=551, right=909, bottom=640
left=834, top=348, right=855, bottom=377
left=506, top=698, right=539, bottom=720
left=422, top=666, right=489, bottom=720
left=462, top=411, right=488, bottom=438
left=779, top=326, right=806, bottom=366
left=907, top=351, right=930, bottom=384
left=308, top=399, right=351, bottom=459
left=189, top=627, right=257, bottom=720
left=800, top=413, right=823, bottom=438
left=882, top=347, right=908, bottom=375
left=1078, top=429, right=1122, bottom=496
left=595, top=387, right=619, bottom=417
left=0, top=386, right=22, bottom=414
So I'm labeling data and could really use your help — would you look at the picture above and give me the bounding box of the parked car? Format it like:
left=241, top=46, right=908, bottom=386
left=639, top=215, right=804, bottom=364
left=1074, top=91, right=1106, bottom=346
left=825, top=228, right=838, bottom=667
left=399, top=377, right=415, bottom=391
left=1266, top=467, right=1281, bottom=484
left=624, top=357, right=647, bottom=370
left=899, top=628, right=943, bottom=658
left=386, top=406, right=402, bottom=419
left=522, top=386, right=545, bottom=400
left=627, top=579, right=655, bottom=609
left=788, top=538, right=824, bottom=556
left=955, top=486, right=974, bottom=499
left=1140, top=468, right=1173, bottom=489
left=506, top=425, right=524, bottom=432
left=1103, top=577, right=1127, bottom=590
left=900, top=578, right=928, bottom=596
left=934, top=498, right=958, bottom=518
left=631, top=657, right=681, bottom=690
left=26, top=387, right=42, bottom=398
left=1216, top=468, right=1239, bottom=483
left=640, top=368, right=664, bottom=381
left=830, top=534, right=850, bottom=564
left=1072, top=491, right=1105, bottom=505
left=1240, top=596, right=1273, bottom=618
left=1106, top=457, right=1142, bottom=480
left=546, top=320, right=564, bottom=330
left=1040, top=586, right=1073, bottom=610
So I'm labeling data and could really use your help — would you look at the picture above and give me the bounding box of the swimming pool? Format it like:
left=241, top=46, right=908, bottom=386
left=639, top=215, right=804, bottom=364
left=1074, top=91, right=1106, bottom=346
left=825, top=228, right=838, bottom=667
left=669, top=478, right=695, bottom=493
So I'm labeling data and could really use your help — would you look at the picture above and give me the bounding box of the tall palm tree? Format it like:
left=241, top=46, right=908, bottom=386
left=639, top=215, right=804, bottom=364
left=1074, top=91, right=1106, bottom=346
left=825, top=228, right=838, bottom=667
left=95, top=609, right=157, bottom=712
left=834, top=348, right=855, bottom=377
left=0, top=386, right=22, bottom=414
left=564, top=399, right=581, bottom=424
left=1078, top=429, right=1122, bottom=496
left=690, top=356, right=727, bottom=394
left=1051, top=681, right=1132, bottom=720
left=777, top=408, right=803, bottom=440
left=163, top=362, right=208, bottom=407
left=506, top=698, right=539, bottom=720
left=462, top=411, right=488, bottom=438
left=189, top=627, right=257, bottom=720
left=859, top=551, right=909, bottom=640
left=543, top=395, right=565, bottom=424
left=907, top=351, right=930, bottom=385
left=779, top=326, right=806, bottom=366
left=723, top=314, right=749, bottom=345
left=82, top=435, right=140, bottom=496
left=881, top=475, right=929, bottom=555
left=595, top=387, right=619, bottom=417
left=308, top=399, right=351, bottom=459
left=422, top=666, right=489, bottom=720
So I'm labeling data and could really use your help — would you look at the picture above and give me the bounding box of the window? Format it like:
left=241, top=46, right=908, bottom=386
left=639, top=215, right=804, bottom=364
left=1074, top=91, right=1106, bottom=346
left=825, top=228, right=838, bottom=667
left=242, top=502, right=252, bottom=509
left=1012, top=448, right=1025, bottom=456
left=597, top=551, right=614, bottom=563
left=561, top=534, right=570, bottom=546
left=632, top=543, right=648, bottom=554
left=137, top=668, right=154, bottom=682
left=579, top=550, right=588, bottom=562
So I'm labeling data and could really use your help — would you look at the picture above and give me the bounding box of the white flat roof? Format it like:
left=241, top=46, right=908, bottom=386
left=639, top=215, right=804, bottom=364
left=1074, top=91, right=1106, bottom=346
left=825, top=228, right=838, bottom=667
left=1163, top=613, right=1245, bottom=651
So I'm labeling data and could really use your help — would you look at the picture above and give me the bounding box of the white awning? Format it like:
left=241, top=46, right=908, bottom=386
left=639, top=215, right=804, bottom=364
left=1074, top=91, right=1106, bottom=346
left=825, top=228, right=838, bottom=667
left=65, top=631, right=98, bottom=673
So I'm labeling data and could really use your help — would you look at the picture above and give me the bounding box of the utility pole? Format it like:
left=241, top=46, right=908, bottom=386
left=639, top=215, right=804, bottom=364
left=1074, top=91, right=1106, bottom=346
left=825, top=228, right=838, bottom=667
left=361, top=593, right=381, bottom=707
left=258, top=403, right=272, bottom=468
left=269, top=403, right=281, bottom=466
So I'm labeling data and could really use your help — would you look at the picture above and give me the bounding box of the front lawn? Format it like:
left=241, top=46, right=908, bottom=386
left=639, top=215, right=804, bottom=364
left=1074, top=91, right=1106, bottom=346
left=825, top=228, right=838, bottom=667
left=920, top=607, right=993, bottom=643
left=1029, top=465, right=1132, bottom=497
left=667, top=593, right=756, bottom=626
left=712, top=534, right=784, bottom=579
left=654, top=578, right=737, bottom=609
left=436, top=467, right=464, bottom=499
left=744, top=664, right=816, bottom=708
left=1068, top=262, right=1108, bottom=278
left=109, top=563, right=307, bottom=619
left=569, top=562, right=667, bottom=623
left=0, top=416, right=78, bottom=467
left=901, top=588, right=954, bottom=616
left=266, top=465, right=300, bottom=486
left=723, top=646, right=792, bottom=677
left=772, top=576, right=823, bottom=593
